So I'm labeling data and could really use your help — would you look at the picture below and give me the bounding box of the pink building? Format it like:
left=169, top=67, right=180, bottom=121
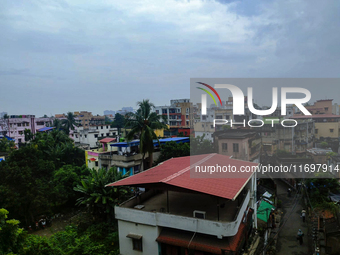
left=3, top=115, right=52, bottom=145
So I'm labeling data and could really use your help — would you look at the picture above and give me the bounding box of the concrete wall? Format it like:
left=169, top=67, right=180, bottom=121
left=118, top=220, right=160, bottom=255
left=315, top=122, right=340, bottom=139
left=115, top=189, right=250, bottom=238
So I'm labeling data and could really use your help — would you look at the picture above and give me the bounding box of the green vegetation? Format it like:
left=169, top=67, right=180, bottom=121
left=125, top=99, right=168, bottom=168
left=154, top=141, right=190, bottom=166
left=74, top=167, right=131, bottom=222
left=0, top=138, right=15, bottom=153
left=111, top=113, right=125, bottom=134
left=304, top=175, right=340, bottom=215
left=0, top=130, right=86, bottom=225
left=62, top=112, right=77, bottom=135
left=190, top=134, right=215, bottom=155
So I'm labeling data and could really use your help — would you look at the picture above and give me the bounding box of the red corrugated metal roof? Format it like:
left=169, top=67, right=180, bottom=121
left=106, top=154, right=258, bottom=200
left=99, top=138, right=116, bottom=143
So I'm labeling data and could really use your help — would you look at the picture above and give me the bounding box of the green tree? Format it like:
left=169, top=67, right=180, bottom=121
left=24, top=129, right=34, bottom=142
left=74, top=167, right=131, bottom=222
left=190, top=134, right=215, bottom=155
left=111, top=113, right=125, bottom=135
left=0, top=138, right=15, bottom=153
left=62, top=112, right=77, bottom=135
left=51, top=118, right=62, bottom=130
left=154, top=141, right=190, bottom=165
left=125, top=100, right=168, bottom=169
left=52, top=165, right=90, bottom=206
left=0, top=208, right=26, bottom=254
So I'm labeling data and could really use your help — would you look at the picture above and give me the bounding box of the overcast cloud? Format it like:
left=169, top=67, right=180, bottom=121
left=1, top=0, right=340, bottom=116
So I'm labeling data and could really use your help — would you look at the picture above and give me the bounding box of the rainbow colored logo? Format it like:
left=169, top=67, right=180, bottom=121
left=196, top=82, right=222, bottom=107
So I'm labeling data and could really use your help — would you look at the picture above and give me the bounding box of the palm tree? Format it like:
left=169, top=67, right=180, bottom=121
left=51, top=118, right=62, bottom=130
left=125, top=99, right=168, bottom=170
left=74, top=167, right=130, bottom=221
left=62, top=112, right=77, bottom=135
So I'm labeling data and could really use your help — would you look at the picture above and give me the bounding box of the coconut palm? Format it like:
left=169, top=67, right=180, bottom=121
left=62, top=112, right=77, bottom=135
left=125, top=99, right=168, bottom=170
left=74, top=167, right=130, bottom=221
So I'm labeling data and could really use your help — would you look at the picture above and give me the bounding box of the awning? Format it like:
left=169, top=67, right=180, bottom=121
left=257, top=201, right=275, bottom=223
left=110, top=140, right=140, bottom=147
left=99, top=138, right=116, bottom=143
left=127, top=233, right=142, bottom=240
left=89, top=158, right=97, bottom=162
left=156, top=209, right=253, bottom=254
left=37, top=127, right=55, bottom=132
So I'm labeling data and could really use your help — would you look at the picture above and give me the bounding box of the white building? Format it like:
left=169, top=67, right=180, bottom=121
left=73, top=125, right=118, bottom=149
left=108, top=154, right=258, bottom=255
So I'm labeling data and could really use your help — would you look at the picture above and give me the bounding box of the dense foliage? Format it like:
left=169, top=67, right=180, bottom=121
left=74, top=167, right=131, bottom=222
left=153, top=141, right=190, bottom=165
left=0, top=130, right=86, bottom=225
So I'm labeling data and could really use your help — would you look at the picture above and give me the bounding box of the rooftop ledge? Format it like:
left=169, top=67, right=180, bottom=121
left=115, top=189, right=250, bottom=238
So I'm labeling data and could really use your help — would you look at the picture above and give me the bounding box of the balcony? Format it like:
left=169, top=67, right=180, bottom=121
left=115, top=189, right=250, bottom=238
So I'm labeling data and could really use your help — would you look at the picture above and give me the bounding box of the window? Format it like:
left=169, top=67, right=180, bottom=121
left=101, top=126, right=103, bottom=129
left=106, top=126, right=109, bottom=129
left=106, top=133, right=110, bottom=136
left=325, top=107, right=329, bottom=111
left=18, top=138, right=22, bottom=143
left=85, top=135, right=87, bottom=138
left=210, top=125, right=214, bottom=129
left=36, top=122, right=44, bottom=125
left=94, top=134, right=98, bottom=138
left=315, top=129, right=318, bottom=134
left=101, top=134, right=104, bottom=137
left=76, top=135, right=78, bottom=138
left=132, top=239, right=142, bottom=251
left=19, top=131, right=23, bottom=135
left=156, top=110, right=159, bottom=114
left=330, top=129, right=334, bottom=133
left=17, top=123, right=22, bottom=127
left=96, top=126, right=98, bottom=129
left=233, top=143, right=239, bottom=152
left=95, top=161, right=98, bottom=167
left=222, top=143, right=228, bottom=151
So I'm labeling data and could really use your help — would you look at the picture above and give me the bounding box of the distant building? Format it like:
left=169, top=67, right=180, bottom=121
left=1, top=115, right=52, bottom=145
left=295, top=99, right=334, bottom=116
left=104, top=110, right=115, bottom=116
left=73, top=111, right=105, bottom=129
left=73, top=124, right=118, bottom=149
left=307, top=147, right=334, bottom=164
left=293, top=114, right=340, bottom=140
left=86, top=137, right=189, bottom=174
left=155, top=99, right=194, bottom=137
left=117, top=107, right=134, bottom=116
left=214, top=129, right=261, bottom=162
left=0, top=112, right=7, bottom=118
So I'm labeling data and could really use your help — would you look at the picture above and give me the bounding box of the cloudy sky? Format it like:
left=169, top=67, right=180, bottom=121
left=1, top=0, right=340, bottom=116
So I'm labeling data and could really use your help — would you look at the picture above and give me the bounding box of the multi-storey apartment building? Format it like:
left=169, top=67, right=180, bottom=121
left=73, top=124, right=118, bottom=149
left=214, top=129, right=261, bottom=162
left=0, top=115, right=52, bottom=145
left=155, top=99, right=193, bottom=133
left=107, top=154, right=258, bottom=255
left=73, top=111, right=105, bottom=128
